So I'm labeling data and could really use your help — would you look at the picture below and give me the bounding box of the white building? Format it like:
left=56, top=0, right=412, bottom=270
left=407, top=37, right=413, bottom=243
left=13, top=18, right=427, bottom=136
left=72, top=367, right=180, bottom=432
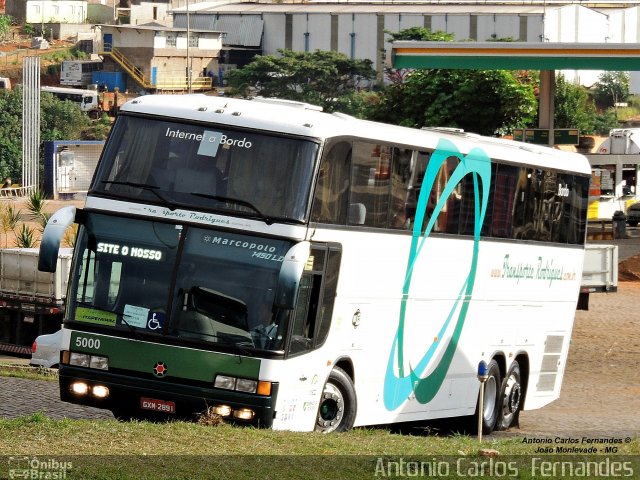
left=168, top=2, right=640, bottom=87
left=6, top=0, right=87, bottom=24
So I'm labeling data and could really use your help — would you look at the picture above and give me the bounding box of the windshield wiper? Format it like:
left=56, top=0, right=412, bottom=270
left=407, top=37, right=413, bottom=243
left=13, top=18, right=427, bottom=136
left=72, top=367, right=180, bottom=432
left=189, top=192, right=273, bottom=225
left=101, top=180, right=177, bottom=211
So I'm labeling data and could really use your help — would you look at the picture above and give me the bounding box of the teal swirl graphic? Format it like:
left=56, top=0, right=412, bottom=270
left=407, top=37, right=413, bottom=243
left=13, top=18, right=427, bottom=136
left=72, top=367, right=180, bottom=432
left=383, top=138, right=491, bottom=410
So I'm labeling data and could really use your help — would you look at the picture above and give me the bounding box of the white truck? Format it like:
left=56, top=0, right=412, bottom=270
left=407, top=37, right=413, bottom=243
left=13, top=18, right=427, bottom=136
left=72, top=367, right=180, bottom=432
left=0, top=248, right=72, bottom=356
left=578, top=244, right=618, bottom=310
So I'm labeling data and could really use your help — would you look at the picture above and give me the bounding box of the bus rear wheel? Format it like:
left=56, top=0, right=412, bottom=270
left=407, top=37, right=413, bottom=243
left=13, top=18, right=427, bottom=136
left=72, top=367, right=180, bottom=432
left=315, top=367, right=357, bottom=433
left=497, top=360, right=522, bottom=430
left=472, top=359, right=501, bottom=435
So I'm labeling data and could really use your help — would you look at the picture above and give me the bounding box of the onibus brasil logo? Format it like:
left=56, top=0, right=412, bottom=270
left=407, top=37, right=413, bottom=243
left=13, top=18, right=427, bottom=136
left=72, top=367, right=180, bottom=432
left=383, top=139, right=491, bottom=410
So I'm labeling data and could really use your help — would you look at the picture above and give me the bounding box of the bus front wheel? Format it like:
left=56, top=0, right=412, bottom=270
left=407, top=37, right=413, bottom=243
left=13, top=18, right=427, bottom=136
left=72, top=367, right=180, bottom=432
left=315, top=367, right=357, bottom=433
left=497, top=360, right=522, bottom=430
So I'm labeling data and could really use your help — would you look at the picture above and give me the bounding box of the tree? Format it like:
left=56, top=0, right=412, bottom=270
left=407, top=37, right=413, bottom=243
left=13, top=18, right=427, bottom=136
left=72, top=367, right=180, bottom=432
left=227, top=49, right=376, bottom=112
left=383, top=27, right=454, bottom=85
left=0, top=15, right=12, bottom=42
left=369, top=69, right=537, bottom=136
left=385, top=26, right=454, bottom=42
left=553, top=74, right=597, bottom=134
left=0, top=89, right=26, bottom=182
left=40, top=90, right=94, bottom=142
left=593, top=71, right=629, bottom=110
left=0, top=87, right=97, bottom=183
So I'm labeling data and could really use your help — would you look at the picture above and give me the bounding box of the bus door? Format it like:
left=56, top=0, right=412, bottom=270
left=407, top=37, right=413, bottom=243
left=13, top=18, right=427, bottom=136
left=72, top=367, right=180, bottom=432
left=269, top=242, right=342, bottom=431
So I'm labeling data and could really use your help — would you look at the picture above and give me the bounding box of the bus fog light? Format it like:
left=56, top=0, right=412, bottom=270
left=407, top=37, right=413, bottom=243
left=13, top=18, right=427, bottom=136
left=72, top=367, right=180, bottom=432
left=235, top=378, right=257, bottom=393
left=233, top=408, right=254, bottom=420
left=212, top=405, right=232, bottom=417
left=214, top=375, right=236, bottom=390
left=92, top=385, right=109, bottom=398
left=71, top=382, right=89, bottom=395
left=70, top=353, right=90, bottom=367
left=90, top=356, right=109, bottom=370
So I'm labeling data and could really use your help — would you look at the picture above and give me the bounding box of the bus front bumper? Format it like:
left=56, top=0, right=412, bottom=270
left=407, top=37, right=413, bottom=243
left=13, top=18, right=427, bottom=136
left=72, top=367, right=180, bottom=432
left=59, top=365, right=278, bottom=427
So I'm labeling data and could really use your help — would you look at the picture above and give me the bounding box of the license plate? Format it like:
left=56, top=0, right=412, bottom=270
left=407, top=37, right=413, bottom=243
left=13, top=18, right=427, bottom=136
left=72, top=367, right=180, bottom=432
left=140, top=397, right=176, bottom=413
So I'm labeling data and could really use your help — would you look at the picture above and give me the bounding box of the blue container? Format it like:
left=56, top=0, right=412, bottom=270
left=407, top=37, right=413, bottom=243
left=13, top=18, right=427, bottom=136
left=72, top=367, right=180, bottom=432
left=92, top=71, right=126, bottom=92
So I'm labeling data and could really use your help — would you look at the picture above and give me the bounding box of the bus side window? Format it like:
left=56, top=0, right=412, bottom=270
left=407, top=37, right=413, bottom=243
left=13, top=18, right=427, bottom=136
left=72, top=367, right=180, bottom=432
left=311, top=141, right=351, bottom=224
left=404, top=151, right=428, bottom=229
left=289, top=273, right=321, bottom=355
left=349, top=142, right=391, bottom=228
left=388, top=148, right=413, bottom=230
left=491, top=164, right=518, bottom=238
left=424, top=156, right=459, bottom=234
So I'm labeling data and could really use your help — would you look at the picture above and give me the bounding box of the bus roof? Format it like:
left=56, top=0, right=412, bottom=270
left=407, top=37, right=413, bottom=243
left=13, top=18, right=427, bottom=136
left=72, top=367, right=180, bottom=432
left=120, top=94, right=591, bottom=175
left=41, top=86, right=98, bottom=95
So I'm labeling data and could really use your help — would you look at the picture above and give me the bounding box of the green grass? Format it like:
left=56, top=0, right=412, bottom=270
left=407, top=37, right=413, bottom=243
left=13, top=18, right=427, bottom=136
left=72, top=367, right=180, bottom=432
left=0, top=413, right=637, bottom=479
left=1, top=369, right=638, bottom=478
left=0, top=362, right=58, bottom=381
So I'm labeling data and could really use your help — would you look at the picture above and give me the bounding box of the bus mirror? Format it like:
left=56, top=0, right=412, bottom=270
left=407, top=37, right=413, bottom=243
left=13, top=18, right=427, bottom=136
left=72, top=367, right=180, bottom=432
left=38, top=206, right=77, bottom=272
left=274, top=241, right=311, bottom=309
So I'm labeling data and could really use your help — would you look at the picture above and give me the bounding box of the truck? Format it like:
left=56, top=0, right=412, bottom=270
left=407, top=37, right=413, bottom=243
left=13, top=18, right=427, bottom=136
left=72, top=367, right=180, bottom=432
left=577, top=244, right=618, bottom=310
left=587, top=129, right=640, bottom=220
left=60, top=59, right=103, bottom=87
left=0, top=248, right=72, bottom=356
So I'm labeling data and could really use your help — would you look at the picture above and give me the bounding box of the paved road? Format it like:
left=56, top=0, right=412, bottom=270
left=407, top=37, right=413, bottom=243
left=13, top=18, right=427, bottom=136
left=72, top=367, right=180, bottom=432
left=0, top=376, right=113, bottom=420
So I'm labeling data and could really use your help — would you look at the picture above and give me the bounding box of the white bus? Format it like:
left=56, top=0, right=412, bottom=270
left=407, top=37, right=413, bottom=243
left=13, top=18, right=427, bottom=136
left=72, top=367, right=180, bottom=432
left=41, top=86, right=100, bottom=116
left=39, top=95, right=590, bottom=433
left=60, top=59, right=103, bottom=87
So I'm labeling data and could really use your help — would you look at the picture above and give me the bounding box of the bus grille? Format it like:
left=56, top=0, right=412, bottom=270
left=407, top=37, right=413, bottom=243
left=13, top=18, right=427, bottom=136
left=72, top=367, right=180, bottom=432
left=536, top=335, right=565, bottom=392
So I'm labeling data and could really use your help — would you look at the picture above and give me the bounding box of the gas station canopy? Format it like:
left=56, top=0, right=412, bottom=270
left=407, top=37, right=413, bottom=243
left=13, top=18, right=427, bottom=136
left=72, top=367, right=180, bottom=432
left=389, top=41, right=640, bottom=145
left=391, top=42, right=640, bottom=71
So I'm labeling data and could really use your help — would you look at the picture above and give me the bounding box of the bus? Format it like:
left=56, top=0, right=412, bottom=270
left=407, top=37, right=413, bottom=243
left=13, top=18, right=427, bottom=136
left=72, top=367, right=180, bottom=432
left=41, top=86, right=100, bottom=116
left=60, top=60, right=103, bottom=87
left=39, top=95, right=590, bottom=433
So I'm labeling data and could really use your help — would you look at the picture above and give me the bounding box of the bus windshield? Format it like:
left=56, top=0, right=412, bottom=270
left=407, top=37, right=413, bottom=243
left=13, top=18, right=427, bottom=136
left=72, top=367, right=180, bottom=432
left=67, top=213, right=294, bottom=352
left=91, top=115, right=318, bottom=223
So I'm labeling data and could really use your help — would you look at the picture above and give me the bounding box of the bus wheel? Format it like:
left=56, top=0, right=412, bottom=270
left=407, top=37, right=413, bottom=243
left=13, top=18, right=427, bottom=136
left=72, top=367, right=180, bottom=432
left=315, top=367, right=357, bottom=433
left=497, top=361, right=522, bottom=430
left=474, top=359, right=501, bottom=435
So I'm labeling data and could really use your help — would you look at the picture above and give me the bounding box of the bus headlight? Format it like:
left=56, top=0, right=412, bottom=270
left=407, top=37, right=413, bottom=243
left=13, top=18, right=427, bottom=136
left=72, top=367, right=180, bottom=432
left=235, top=378, right=257, bottom=393
left=214, top=375, right=236, bottom=390
left=89, top=356, right=109, bottom=370
left=92, top=385, right=109, bottom=398
left=233, top=408, right=255, bottom=420
left=212, top=405, right=232, bottom=417
left=69, top=353, right=90, bottom=367
left=213, top=375, right=272, bottom=396
left=71, top=382, right=89, bottom=395
left=69, top=352, right=109, bottom=370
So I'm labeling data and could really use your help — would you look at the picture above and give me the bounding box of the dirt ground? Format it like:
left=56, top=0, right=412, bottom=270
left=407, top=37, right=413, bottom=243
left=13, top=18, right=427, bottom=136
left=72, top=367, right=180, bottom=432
left=515, top=281, right=640, bottom=437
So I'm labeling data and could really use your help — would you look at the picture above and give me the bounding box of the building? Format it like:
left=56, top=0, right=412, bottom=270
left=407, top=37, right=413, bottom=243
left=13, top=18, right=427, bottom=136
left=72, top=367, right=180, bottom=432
left=6, top=0, right=87, bottom=24
left=98, top=22, right=224, bottom=92
left=169, top=2, right=640, bottom=86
